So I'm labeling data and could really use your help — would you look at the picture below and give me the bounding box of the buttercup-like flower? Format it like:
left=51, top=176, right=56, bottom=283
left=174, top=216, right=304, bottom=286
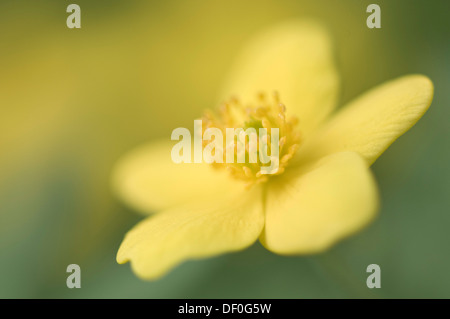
left=113, top=21, right=433, bottom=279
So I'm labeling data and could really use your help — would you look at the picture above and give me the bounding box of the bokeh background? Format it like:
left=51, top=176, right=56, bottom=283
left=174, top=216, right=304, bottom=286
left=0, top=0, right=449, bottom=298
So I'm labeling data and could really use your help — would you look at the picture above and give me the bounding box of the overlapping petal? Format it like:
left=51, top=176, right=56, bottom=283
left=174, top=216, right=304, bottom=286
left=112, top=140, right=245, bottom=214
left=260, top=152, right=378, bottom=254
left=220, top=20, right=340, bottom=137
left=117, top=187, right=264, bottom=279
left=296, top=75, right=433, bottom=165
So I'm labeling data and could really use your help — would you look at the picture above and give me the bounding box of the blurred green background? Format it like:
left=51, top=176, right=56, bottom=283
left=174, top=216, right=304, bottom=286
left=0, top=0, right=448, bottom=298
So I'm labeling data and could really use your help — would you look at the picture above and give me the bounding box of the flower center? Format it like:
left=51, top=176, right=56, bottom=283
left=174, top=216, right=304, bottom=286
left=201, top=92, right=301, bottom=186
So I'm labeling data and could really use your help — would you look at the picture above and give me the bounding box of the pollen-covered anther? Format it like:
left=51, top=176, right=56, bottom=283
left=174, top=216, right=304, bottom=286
left=202, top=92, right=302, bottom=185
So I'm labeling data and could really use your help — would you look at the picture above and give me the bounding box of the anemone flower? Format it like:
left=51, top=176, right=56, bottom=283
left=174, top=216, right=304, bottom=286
left=113, top=21, right=433, bottom=279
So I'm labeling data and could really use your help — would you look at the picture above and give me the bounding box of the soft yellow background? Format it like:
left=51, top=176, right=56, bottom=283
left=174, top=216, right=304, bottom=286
left=0, top=0, right=448, bottom=298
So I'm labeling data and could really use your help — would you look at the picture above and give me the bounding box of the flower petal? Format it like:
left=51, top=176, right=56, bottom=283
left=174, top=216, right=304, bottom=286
left=296, top=75, right=434, bottom=166
left=112, top=140, right=245, bottom=214
left=220, top=20, right=340, bottom=137
left=260, top=151, right=378, bottom=254
left=117, top=187, right=264, bottom=279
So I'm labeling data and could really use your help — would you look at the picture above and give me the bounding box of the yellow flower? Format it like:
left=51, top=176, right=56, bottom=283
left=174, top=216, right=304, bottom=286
left=113, top=21, right=433, bottom=280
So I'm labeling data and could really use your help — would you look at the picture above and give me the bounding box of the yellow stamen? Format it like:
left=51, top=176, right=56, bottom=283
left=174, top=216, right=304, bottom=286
left=202, top=92, right=302, bottom=185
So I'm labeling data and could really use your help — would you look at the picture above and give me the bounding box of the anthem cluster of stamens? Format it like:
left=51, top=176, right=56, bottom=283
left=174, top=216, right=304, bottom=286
left=201, top=92, right=302, bottom=185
